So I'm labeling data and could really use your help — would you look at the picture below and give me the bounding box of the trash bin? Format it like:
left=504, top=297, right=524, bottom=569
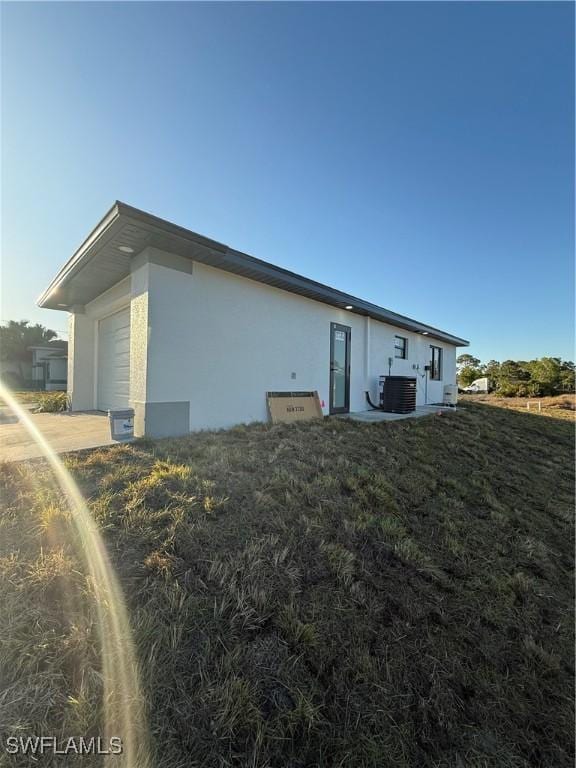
left=108, top=408, right=134, bottom=440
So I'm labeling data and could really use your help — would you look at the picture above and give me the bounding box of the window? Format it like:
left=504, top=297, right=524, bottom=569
left=394, top=335, right=408, bottom=359
left=430, top=346, right=443, bottom=380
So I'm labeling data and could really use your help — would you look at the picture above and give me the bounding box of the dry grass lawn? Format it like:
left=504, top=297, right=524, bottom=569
left=460, top=392, right=576, bottom=421
left=0, top=400, right=574, bottom=767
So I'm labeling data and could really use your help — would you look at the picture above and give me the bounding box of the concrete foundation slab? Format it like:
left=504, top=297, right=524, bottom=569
left=340, top=405, right=458, bottom=423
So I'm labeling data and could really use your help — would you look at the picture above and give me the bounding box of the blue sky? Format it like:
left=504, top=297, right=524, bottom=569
left=1, top=1, right=574, bottom=362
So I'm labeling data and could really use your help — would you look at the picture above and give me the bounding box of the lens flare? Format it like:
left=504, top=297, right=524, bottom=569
left=0, top=383, right=149, bottom=767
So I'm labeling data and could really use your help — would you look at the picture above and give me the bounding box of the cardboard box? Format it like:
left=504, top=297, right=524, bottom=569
left=266, top=391, right=323, bottom=424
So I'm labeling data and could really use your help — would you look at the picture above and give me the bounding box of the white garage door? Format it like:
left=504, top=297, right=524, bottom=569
left=97, top=308, right=130, bottom=411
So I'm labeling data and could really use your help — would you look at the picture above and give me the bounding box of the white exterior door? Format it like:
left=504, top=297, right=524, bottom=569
left=97, top=308, right=130, bottom=411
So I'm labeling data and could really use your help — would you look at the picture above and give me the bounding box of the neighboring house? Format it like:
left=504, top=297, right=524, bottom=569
left=0, top=342, right=67, bottom=391
left=38, top=202, right=469, bottom=437
left=29, top=344, right=68, bottom=391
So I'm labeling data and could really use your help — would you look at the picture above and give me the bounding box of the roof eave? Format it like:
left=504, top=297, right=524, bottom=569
left=36, top=203, right=469, bottom=347
left=37, top=201, right=122, bottom=309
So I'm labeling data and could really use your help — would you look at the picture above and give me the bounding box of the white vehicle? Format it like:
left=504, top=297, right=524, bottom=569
left=462, top=376, right=489, bottom=394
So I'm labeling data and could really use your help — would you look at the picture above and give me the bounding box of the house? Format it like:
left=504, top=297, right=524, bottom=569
left=29, top=344, right=68, bottom=391
left=0, top=341, right=67, bottom=391
left=38, top=202, right=469, bottom=437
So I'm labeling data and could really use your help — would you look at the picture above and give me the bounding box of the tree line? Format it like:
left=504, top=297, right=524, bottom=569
left=0, top=320, right=59, bottom=361
left=457, top=354, right=575, bottom=397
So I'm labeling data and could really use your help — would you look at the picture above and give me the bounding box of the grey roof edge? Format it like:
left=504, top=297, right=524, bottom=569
left=115, top=201, right=229, bottom=254
left=37, top=201, right=121, bottom=308
left=37, top=202, right=469, bottom=347
left=36, top=201, right=229, bottom=308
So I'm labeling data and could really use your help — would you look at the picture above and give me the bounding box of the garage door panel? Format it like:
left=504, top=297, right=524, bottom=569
left=97, top=308, right=131, bottom=411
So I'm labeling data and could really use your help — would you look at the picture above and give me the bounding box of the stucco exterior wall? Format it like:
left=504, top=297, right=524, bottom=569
left=368, top=321, right=456, bottom=407
left=67, top=248, right=458, bottom=435
left=129, top=262, right=150, bottom=406
left=67, top=311, right=95, bottom=410
left=144, top=259, right=371, bottom=430
left=132, top=255, right=457, bottom=432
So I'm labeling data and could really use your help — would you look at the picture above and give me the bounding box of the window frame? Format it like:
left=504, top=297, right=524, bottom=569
left=394, top=335, right=408, bottom=360
left=329, top=322, right=351, bottom=415
left=430, top=345, right=443, bottom=381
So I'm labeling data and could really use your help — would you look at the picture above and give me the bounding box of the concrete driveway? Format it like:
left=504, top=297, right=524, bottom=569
left=0, top=410, right=120, bottom=463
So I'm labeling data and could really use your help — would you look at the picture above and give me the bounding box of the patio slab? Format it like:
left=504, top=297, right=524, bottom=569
left=340, top=405, right=458, bottom=423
